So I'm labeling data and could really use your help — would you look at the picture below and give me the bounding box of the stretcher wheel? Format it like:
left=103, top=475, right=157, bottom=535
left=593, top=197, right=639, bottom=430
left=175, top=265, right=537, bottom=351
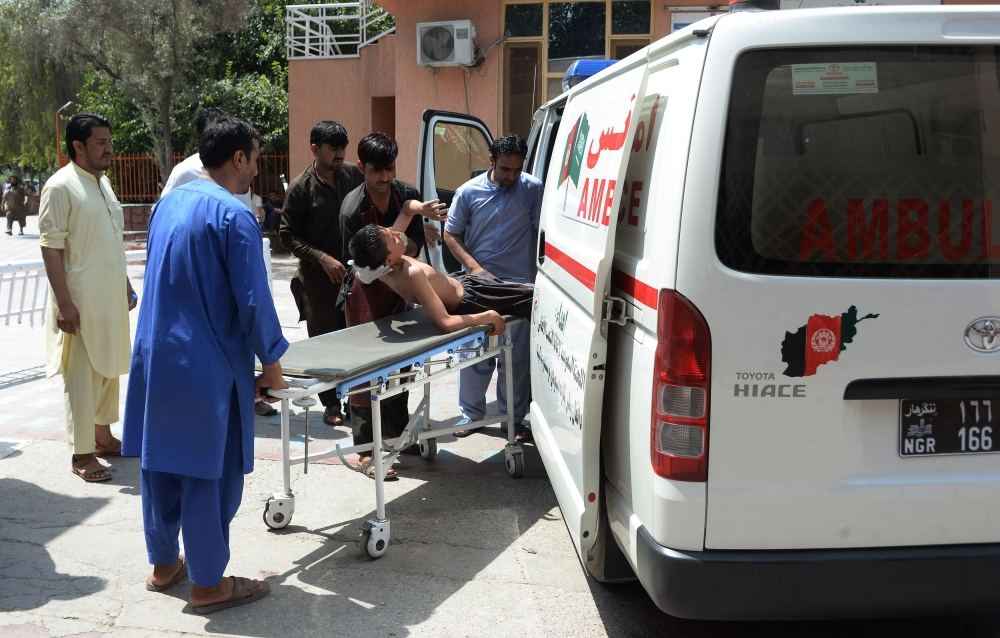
left=360, top=521, right=389, bottom=559
left=419, top=437, right=438, bottom=460
left=507, top=452, right=524, bottom=478
left=263, top=498, right=292, bottom=530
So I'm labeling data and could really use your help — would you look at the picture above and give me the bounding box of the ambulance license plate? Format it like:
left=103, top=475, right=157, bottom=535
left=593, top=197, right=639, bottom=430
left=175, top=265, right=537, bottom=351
left=899, top=399, right=1000, bottom=457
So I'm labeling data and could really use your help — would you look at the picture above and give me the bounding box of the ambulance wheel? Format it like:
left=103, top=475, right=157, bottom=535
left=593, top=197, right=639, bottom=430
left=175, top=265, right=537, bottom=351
left=419, top=437, right=438, bottom=461
left=361, top=529, right=387, bottom=559
left=507, top=452, right=524, bottom=478
left=263, top=500, right=291, bottom=530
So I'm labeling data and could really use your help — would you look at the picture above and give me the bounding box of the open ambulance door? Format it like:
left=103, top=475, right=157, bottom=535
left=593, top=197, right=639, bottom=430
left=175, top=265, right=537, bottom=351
left=530, top=59, right=649, bottom=561
left=416, top=110, right=493, bottom=273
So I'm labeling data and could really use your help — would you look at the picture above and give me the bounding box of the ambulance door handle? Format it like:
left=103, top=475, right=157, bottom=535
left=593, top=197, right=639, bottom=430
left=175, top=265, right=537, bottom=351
left=603, top=294, right=629, bottom=327
left=537, top=231, right=545, bottom=265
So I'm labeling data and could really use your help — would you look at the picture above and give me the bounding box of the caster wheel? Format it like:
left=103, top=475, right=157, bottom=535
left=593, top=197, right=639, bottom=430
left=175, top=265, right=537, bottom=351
left=361, top=524, right=389, bottom=559
left=506, top=452, right=524, bottom=478
left=263, top=498, right=292, bottom=530
left=419, top=437, right=438, bottom=460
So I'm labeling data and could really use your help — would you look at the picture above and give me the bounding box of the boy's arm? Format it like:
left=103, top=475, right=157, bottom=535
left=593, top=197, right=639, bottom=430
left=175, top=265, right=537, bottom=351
left=404, top=266, right=506, bottom=336
left=391, top=199, right=449, bottom=232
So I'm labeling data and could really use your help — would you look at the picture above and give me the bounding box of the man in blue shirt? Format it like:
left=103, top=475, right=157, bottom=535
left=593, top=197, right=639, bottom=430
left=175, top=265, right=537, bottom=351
left=123, top=117, right=288, bottom=614
left=444, top=134, right=542, bottom=440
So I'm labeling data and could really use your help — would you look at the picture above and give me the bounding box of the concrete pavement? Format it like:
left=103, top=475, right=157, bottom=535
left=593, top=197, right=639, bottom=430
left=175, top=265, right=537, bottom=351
left=2, top=224, right=999, bottom=637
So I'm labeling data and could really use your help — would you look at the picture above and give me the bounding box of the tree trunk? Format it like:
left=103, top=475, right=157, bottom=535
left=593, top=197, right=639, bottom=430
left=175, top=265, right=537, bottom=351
left=158, top=76, right=175, bottom=185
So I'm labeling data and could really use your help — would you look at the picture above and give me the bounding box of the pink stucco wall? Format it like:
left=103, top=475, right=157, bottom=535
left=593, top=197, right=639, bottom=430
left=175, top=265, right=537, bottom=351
left=288, top=0, right=502, bottom=185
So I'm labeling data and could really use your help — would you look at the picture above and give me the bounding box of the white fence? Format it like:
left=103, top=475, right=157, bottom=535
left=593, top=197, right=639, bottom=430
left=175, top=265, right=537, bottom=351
left=0, top=240, right=272, bottom=328
left=286, top=1, right=395, bottom=60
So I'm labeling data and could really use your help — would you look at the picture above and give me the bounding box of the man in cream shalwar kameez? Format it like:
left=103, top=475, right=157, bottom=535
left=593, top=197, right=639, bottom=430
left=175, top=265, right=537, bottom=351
left=39, top=112, right=134, bottom=483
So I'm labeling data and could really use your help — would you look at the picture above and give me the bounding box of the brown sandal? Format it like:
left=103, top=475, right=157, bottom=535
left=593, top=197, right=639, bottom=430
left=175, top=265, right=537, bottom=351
left=146, top=556, right=187, bottom=592
left=71, top=454, right=111, bottom=482
left=193, top=576, right=270, bottom=614
left=94, top=437, right=122, bottom=457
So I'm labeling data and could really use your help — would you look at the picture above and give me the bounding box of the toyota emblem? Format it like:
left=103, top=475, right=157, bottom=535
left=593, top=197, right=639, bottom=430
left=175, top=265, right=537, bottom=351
left=966, top=317, right=1000, bottom=353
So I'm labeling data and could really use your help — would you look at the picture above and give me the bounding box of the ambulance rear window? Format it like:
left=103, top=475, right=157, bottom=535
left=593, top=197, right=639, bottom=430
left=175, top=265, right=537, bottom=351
left=715, top=46, right=1000, bottom=278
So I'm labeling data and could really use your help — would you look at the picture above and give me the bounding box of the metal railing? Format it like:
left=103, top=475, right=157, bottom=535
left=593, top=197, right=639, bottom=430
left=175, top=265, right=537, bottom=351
left=0, top=240, right=272, bottom=327
left=286, top=1, right=395, bottom=60
left=106, top=152, right=290, bottom=204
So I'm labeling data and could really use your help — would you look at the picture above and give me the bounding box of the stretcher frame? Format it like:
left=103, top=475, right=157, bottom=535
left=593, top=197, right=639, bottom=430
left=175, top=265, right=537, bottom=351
left=262, top=318, right=525, bottom=559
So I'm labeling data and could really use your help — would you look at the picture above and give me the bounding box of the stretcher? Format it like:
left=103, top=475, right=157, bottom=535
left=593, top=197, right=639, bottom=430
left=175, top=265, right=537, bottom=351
left=261, top=308, right=526, bottom=559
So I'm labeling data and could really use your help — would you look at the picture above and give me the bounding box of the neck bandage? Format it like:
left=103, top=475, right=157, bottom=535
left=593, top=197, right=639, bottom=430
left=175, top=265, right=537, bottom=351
left=350, top=260, right=392, bottom=284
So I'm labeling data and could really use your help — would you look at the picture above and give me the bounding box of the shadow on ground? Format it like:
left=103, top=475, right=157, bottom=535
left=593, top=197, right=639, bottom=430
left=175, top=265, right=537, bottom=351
left=0, top=478, right=109, bottom=612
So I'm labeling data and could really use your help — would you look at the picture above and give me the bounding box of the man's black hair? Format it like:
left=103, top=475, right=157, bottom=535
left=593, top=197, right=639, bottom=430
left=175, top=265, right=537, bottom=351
left=357, top=132, right=398, bottom=171
left=195, top=107, right=229, bottom=140
left=66, top=113, right=112, bottom=160
left=199, top=117, right=260, bottom=169
left=349, top=223, right=390, bottom=270
left=310, top=120, right=349, bottom=149
left=268, top=189, right=277, bottom=195
left=490, top=133, right=528, bottom=160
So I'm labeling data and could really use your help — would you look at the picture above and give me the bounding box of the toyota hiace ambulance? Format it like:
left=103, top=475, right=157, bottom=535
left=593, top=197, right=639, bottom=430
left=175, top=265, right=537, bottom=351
left=417, top=4, right=1000, bottom=619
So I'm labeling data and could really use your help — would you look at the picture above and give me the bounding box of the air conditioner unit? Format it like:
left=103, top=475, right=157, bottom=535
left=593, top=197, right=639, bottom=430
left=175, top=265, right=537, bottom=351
left=416, top=20, right=476, bottom=67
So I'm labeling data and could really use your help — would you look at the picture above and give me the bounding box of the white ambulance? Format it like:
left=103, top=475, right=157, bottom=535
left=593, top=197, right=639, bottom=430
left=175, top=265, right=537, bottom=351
left=417, top=4, right=1000, bottom=619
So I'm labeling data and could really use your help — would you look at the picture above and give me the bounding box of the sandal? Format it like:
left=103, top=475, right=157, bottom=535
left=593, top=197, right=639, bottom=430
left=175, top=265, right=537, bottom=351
left=146, top=556, right=187, bottom=592
left=94, top=437, right=122, bottom=457
left=501, top=423, right=533, bottom=443
left=323, top=406, right=344, bottom=426
left=193, top=576, right=270, bottom=614
left=357, top=457, right=398, bottom=481
left=71, top=454, right=111, bottom=482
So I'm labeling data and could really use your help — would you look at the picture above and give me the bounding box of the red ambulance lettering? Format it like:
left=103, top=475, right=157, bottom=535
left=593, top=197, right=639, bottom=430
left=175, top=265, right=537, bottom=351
left=589, top=179, right=607, bottom=223
left=896, top=199, right=931, bottom=260
left=601, top=180, right=616, bottom=226
left=646, top=96, right=660, bottom=152
left=938, top=199, right=974, bottom=260
left=846, top=198, right=889, bottom=260
left=577, top=178, right=590, bottom=220
left=618, top=181, right=629, bottom=223
left=627, top=181, right=643, bottom=227
left=632, top=121, right=645, bottom=153
left=797, top=199, right=838, bottom=261
left=981, top=200, right=1000, bottom=260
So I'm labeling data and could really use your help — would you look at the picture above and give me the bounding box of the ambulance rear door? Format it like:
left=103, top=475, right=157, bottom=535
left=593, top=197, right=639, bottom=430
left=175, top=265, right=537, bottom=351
left=416, top=110, right=493, bottom=272
left=530, top=59, right=650, bottom=559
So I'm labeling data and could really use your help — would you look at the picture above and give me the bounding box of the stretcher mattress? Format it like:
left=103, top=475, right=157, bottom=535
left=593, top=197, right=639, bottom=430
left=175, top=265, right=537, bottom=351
left=267, top=308, right=524, bottom=381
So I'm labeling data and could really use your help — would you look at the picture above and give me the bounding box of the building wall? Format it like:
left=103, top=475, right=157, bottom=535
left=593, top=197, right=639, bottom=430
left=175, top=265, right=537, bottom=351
left=288, top=0, right=502, bottom=185
left=288, top=33, right=397, bottom=181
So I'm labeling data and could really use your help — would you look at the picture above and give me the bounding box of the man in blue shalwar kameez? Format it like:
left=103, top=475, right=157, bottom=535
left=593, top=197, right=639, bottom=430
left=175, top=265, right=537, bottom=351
left=122, top=117, right=289, bottom=614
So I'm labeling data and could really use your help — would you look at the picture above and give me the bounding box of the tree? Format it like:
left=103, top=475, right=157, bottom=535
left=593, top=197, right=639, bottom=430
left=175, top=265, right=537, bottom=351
left=45, top=0, right=249, bottom=181
left=0, top=0, right=82, bottom=170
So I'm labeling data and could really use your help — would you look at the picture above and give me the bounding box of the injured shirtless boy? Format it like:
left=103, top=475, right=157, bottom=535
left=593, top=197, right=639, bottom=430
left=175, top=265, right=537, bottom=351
left=347, top=221, right=534, bottom=336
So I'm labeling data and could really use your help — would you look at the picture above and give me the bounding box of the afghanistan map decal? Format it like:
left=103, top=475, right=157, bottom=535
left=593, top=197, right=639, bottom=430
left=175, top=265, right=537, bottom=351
left=781, top=306, right=880, bottom=377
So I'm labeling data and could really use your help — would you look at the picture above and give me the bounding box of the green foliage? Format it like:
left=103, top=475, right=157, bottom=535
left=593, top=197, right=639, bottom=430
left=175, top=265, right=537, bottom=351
left=75, top=71, right=149, bottom=153
left=0, top=0, right=82, bottom=170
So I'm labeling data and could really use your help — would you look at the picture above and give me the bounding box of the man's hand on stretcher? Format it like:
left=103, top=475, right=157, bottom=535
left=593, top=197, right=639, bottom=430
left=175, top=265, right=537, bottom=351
left=256, top=361, right=288, bottom=403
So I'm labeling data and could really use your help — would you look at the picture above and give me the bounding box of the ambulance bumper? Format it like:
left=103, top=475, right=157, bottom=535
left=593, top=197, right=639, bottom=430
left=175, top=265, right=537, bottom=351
left=635, top=526, right=1000, bottom=620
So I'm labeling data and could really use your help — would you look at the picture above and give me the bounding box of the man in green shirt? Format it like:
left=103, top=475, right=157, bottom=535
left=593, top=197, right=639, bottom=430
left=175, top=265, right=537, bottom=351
left=278, top=121, right=365, bottom=426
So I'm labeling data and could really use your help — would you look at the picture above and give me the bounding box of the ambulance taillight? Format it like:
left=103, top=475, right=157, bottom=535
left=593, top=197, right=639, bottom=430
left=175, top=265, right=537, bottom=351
left=650, top=290, right=711, bottom=482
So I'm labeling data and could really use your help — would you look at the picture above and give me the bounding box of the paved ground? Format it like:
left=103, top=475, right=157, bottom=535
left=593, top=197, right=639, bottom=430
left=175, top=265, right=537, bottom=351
left=3, top=218, right=1000, bottom=637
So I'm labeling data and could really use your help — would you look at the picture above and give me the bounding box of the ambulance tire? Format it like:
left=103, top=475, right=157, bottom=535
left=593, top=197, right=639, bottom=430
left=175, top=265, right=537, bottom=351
left=585, top=466, right=637, bottom=583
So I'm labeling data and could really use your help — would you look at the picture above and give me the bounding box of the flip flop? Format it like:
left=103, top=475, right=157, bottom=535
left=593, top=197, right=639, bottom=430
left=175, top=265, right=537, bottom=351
left=146, top=557, right=187, bottom=592
left=94, top=437, right=122, bottom=457
left=193, top=576, right=270, bottom=615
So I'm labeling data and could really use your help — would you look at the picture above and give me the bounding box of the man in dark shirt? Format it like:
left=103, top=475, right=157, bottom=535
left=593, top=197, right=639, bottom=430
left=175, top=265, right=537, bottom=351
left=262, top=189, right=284, bottom=231
left=339, top=133, right=432, bottom=473
left=279, top=121, right=365, bottom=425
